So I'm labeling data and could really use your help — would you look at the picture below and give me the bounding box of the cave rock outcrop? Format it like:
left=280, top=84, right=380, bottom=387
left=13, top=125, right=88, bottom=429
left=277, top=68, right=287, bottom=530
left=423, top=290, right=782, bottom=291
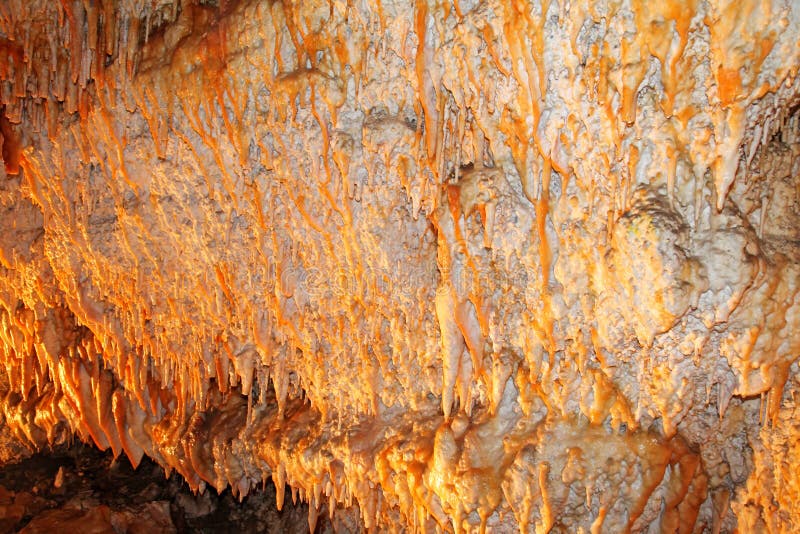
left=1, top=0, right=800, bottom=531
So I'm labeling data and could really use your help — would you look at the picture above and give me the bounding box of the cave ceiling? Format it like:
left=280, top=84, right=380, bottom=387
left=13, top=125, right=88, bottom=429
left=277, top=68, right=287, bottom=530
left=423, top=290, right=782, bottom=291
left=0, top=0, right=799, bottom=531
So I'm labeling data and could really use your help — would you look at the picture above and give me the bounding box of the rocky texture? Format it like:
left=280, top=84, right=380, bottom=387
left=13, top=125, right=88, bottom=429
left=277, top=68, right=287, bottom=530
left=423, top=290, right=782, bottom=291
left=0, top=442, right=326, bottom=533
left=0, top=0, right=799, bottom=531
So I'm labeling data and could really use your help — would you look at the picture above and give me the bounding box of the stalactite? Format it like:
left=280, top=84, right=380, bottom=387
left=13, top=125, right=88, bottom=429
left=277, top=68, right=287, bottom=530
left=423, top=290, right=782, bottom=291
left=0, top=0, right=799, bottom=531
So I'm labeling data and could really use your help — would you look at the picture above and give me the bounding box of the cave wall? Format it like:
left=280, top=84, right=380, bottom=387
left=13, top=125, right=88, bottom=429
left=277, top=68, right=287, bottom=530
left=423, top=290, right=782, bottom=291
left=1, top=0, right=799, bottom=531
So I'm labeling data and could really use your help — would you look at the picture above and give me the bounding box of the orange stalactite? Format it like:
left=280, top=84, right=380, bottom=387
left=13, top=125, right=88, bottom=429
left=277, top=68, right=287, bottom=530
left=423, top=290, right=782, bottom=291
left=0, top=111, right=21, bottom=174
left=717, top=67, right=743, bottom=107
left=0, top=0, right=799, bottom=531
left=415, top=0, right=438, bottom=163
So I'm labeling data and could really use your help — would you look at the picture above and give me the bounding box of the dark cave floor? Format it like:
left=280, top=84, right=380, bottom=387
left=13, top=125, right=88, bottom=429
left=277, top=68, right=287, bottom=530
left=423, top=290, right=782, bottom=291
left=0, top=442, right=325, bottom=533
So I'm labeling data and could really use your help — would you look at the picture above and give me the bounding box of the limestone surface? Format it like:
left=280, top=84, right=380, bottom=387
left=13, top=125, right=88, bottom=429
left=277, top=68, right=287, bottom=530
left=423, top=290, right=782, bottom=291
left=0, top=0, right=799, bottom=531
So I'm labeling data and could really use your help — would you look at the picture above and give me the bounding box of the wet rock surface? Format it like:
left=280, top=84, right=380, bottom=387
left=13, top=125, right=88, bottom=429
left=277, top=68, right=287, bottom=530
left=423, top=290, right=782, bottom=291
left=0, top=0, right=799, bottom=531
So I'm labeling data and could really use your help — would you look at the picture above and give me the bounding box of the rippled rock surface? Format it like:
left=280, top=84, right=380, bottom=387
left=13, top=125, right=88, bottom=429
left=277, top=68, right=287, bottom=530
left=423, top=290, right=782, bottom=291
left=0, top=0, right=799, bottom=531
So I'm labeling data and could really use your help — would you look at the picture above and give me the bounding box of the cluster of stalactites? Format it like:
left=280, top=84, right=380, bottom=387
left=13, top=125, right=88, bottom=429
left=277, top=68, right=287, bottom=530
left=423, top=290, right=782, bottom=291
left=0, top=297, right=269, bottom=503
left=0, top=0, right=799, bottom=532
left=0, top=0, right=190, bottom=137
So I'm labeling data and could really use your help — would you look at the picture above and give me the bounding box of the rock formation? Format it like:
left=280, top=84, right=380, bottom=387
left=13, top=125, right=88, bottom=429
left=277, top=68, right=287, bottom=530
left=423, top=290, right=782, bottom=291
left=0, top=0, right=799, bottom=531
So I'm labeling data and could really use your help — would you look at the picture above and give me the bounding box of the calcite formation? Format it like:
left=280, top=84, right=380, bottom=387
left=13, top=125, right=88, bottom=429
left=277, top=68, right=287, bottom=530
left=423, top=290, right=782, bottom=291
left=0, top=0, right=799, bottom=531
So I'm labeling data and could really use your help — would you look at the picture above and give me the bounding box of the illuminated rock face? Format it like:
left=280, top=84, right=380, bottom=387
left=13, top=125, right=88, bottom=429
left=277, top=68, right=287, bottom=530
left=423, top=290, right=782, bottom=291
left=1, top=0, right=799, bottom=531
